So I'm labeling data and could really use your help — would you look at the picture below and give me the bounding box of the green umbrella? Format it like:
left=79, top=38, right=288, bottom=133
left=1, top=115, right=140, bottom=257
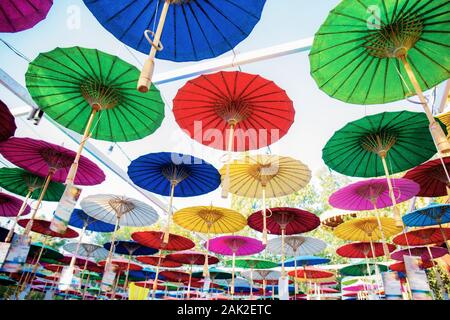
left=25, top=46, right=165, bottom=186
left=323, top=110, right=445, bottom=222
left=340, top=263, right=388, bottom=277
left=192, top=267, right=232, bottom=280
left=310, top=0, right=450, bottom=153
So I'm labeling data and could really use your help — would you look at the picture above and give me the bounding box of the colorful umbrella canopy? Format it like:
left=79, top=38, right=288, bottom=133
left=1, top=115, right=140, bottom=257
left=98, top=259, right=143, bottom=272
left=28, top=242, right=64, bottom=261
left=192, top=268, right=232, bottom=280
left=391, top=246, right=448, bottom=262
left=103, top=241, right=159, bottom=256
left=336, top=242, right=396, bottom=259
left=334, top=217, right=402, bottom=242
left=288, top=268, right=334, bottom=280
left=403, top=157, right=450, bottom=198
left=159, top=271, right=193, bottom=283
left=136, top=256, right=182, bottom=268
left=283, top=256, right=330, bottom=267
left=166, top=251, right=219, bottom=266
left=132, top=231, right=195, bottom=252
left=226, top=259, right=278, bottom=270
left=67, top=208, right=117, bottom=233
left=0, top=100, right=16, bottom=141
left=25, top=46, right=165, bottom=143
left=173, top=71, right=294, bottom=152
left=0, top=0, right=53, bottom=33
left=0, top=192, right=30, bottom=217
left=393, top=227, right=450, bottom=247
left=0, top=275, right=17, bottom=286
left=389, top=261, right=434, bottom=273
left=340, top=263, right=388, bottom=277
left=63, top=243, right=109, bottom=261
left=309, top=0, right=450, bottom=152
left=266, top=236, right=327, bottom=257
left=320, top=208, right=357, bottom=229
left=16, top=219, right=79, bottom=241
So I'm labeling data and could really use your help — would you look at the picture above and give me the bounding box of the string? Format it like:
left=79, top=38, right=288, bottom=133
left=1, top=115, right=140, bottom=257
left=0, top=38, right=30, bottom=62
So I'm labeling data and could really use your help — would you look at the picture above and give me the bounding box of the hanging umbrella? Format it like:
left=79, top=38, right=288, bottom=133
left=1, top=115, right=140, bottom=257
left=17, top=219, right=79, bottom=239
left=288, top=268, right=335, bottom=280
left=63, top=243, right=109, bottom=262
left=83, top=0, right=267, bottom=91
left=404, top=157, right=450, bottom=198
left=173, top=71, right=294, bottom=199
left=402, top=203, right=450, bottom=253
left=173, top=205, right=246, bottom=277
left=67, top=208, right=117, bottom=234
left=207, top=235, right=264, bottom=295
left=128, top=152, right=220, bottom=242
left=267, top=236, right=326, bottom=257
left=221, top=155, right=311, bottom=244
left=340, top=263, right=388, bottom=277
left=320, top=208, right=357, bottom=229
left=136, top=256, right=182, bottom=268
left=192, top=267, right=232, bottom=281
left=337, top=242, right=396, bottom=259
left=391, top=246, right=448, bottom=262
left=393, top=227, right=450, bottom=247
left=323, top=111, right=433, bottom=223
left=0, top=192, right=30, bottom=218
left=310, top=0, right=450, bottom=153
left=0, top=100, right=16, bottom=141
left=389, top=261, right=434, bottom=273
left=334, top=217, right=401, bottom=243
left=283, top=256, right=330, bottom=268
left=0, top=0, right=53, bottom=33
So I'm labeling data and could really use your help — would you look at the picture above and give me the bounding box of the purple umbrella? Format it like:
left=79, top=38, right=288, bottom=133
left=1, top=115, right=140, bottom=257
left=0, top=0, right=53, bottom=33
left=206, top=235, right=264, bottom=295
left=0, top=100, right=16, bottom=141
left=0, top=192, right=30, bottom=217
left=391, top=246, right=448, bottom=262
left=329, top=178, right=419, bottom=257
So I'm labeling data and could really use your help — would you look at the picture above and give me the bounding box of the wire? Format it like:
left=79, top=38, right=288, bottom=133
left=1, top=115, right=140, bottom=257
left=0, top=38, right=30, bottom=62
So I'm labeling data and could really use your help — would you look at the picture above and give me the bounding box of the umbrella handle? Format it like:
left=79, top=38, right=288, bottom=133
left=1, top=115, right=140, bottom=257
left=137, top=0, right=171, bottom=92
left=221, top=124, right=235, bottom=199
left=262, top=187, right=267, bottom=245
left=380, top=155, right=402, bottom=227
left=25, top=172, right=54, bottom=236
left=6, top=190, right=32, bottom=242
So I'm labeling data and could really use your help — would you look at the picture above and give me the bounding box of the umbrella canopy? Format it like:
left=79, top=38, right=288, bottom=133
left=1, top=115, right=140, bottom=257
left=173, top=205, right=246, bottom=234
left=173, top=71, right=294, bottom=151
left=225, top=258, right=278, bottom=269
left=98, top=259, right=143, bottom=271
left=403, top=157, right=450, bottom=198
left=329, top=178, right=419, bottom=211
left=0, top=0, right=53, bottom=33
left=323, top=111, right=442, bottom=177
left=267, top=236, right=327, bottom=256
left=248, top=207, right=320, bottom=235
left=166, top=251, right=219, bottom=266
left=288, top=268, right=334, bottom=280
left=403, top=203, right=450, bottom=227
left=132, top=231, right=195, bottom=251
left=207, top=236, right=264, bottom=256
left=0, top=275, right=17, bottom=286
left=67, top=208, right=117, bottom=233
left=17, top=219, right=79, bottom=238
left=0, top=167, right=65, bottom=201
left=80, top=194, right=159, bottom=227
left=337, top=242, right=396, bottom=259
left=63, top=243, right=109, bottom=261
left=0, top=192, right=30, bottom=217
left=127, top=269, right=157, bottom=281
left=136, top=256, right=183, bottom=268
left=320, top=208, right=357, bottom=229
left=246, top=270, right=281, bottom=282
left=334, top=217, right=402, bottom=242
left=103, top=241, right=159, bottom=256
left=391, top=246, right=448, bottom=262
left=159, top=271, right=193, bottom=283
left=393, top=227, right=450, bottom=246
left=0, top=100, right=16, bottom=141
left=389, top=261, right=434, bottom=273
left=283, top=256, right=330, bottom=267
left=83, top=0, right=266, bottom=62
left=192, top=268, right=232, bottom=280
left=0, top=137, right=105, bottom=185
left=25, top=46, right=164, bottom=142
left=28, top=242, right=64, bottom=261
left=340, top=263, right=388, bottom=277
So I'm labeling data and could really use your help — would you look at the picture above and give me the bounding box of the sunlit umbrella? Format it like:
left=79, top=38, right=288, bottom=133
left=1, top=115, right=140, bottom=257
left=0, top=192, right=30, bottom=218
left=310, top=0, right=450, bottom=153
left=323, top=111, right=434, bottom=224
left=207, top=235, right=264, bottom=295
left=63, top=243, right=109, bottom=262
left=336, top=242, right=396, bottom=259
left=128, top=152, right=220, bottom=242
left=83, top=0, right=266, bottom=91
left=247, top=270, right=280, bottom=298
left=389, top=261, right=434, bottom=273
left=391, top=246, right=448, bottom=262
left=173, top=205, right=246, bottom=277
left=393, top=227, right=450, bottom=247
left=340, top=263, right=388, bottom=277
left=0, top=100, right=16, bottom=141
left=0, top=0, right=53, bottom=32
left=221, top=155, right=311, bottom=244
left=319, top=208, right=356, bottom=230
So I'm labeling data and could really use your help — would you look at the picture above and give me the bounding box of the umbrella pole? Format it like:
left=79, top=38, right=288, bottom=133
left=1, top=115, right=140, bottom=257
left=137, top=0, right=170, bottom=92
left=250, top=268, right=253, bottom=300
left=5, top=190, right=32, bottom=242
left=163, top=182, right=176, bottom=244
left=231, top=252, right=236, bottom=296
left=378, top=153, right=402, bottom=226
left=221, top=123, right=235, bottom=199
left=65, top=108, right=97, bottom=185
left=203, top=230, right=210, bottom=278
left=152, top=253, right=163, bottom=300
left=187, top=264, right=193, bottom=299
left=263, top=279, right=266, bottom=298
left=69, top=224, right=87, bottom=270
left=281, top=228, right=286, bottom=276
left=106, top=217, right=120, bottom=265
left=294, top=258, right=298, bottom=300
left=262, top=187, right=267, bottom=245
left=82, top=272, right=91, bottom=300
left=22, top=240, right=46, bottom=291
left=399, top=55, right=450, bottom=153
left=24, top=171, right=54, bottom=236
left=372, top=205, right=391, bottom=258
left=124, top=254, right=132, bottom=291
left=369, top=239, right=382, bottom=299
left=437, top=221, right=450, bottom=254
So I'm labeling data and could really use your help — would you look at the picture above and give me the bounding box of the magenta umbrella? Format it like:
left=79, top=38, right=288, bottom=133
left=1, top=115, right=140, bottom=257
left=391, top=246, right=448, bottom=262
left=206, top=235, right=264, bottom=295
left=344, top=284, right=379, bottom=293
left=0, top=100, right=16, bottom=141
left=0, top=192, right=30, bottom=217
left=0, top=0, right=53, bottom=33
left=329, top=178, right=419, bottom=256
left=0, top=137, right=105, bottom=235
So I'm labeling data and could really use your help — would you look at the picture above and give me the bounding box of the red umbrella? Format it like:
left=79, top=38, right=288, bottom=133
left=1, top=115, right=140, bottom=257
left=0, top=192, right=30, bottom=217
left=17, top=219, right=78, bottom=238
left=287, top=268, right=334, bottom=279
left=391, top=246, right=448, bottom=262
left=0, top=100, right=16, bottom=141
left=159, top=270, right=193, bottom=283
left=136, top=256, right=182, bottom=268
left=135, top=280, right=167, bottom=291
left=393, top=227, right=450, bottom=246
left=308, top=287, right=339, bottom=294
left=403, top=156, right=450, bottom=198
left=132, top=231, right=195, bottom=251
left=390, top=261, right=434, bottom=273
left=98, top=259, right=142, bottom=272
left=336, top=242, right=396, bottom=259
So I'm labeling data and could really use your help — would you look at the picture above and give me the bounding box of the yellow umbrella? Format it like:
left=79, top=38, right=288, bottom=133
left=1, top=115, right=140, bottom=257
left=173, top=205, right=246, bottom=277
left=219, top=155, right=311, bottom=244
left=334, top=216, right=401, bottom=243
left=437, top=111, right=450, bottom=139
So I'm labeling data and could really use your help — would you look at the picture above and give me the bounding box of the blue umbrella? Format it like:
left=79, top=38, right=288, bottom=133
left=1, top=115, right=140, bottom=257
left=68, top=208, right=117, bottom=233
left=83, top=0, right=266, bottom=62
left=128, top=269, right=158, bottom=281
left=403, top=203, right=450, bottom=252
left=103, top=241, right=159, bottom=256
left=128, top=152, right=221, bottom=241
left=283, top=256, right=330, bottom=267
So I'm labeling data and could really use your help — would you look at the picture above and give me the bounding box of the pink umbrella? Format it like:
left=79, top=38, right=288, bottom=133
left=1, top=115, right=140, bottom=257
left=0, top=0, right=53, bottom=33
left=0, top=100, right=16, bottom=141
left=0, top=192, right=30, bottom=217
left=391, top=246, right=448, bottom=262
left=329, top=178, right=419, bottom=256
left=206, top=235, right=264, bottom=295
left=344, top=284, right=379, bottom=292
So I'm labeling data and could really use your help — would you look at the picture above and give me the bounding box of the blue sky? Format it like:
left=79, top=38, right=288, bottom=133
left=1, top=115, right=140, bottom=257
left=0, top=0, right=446, bottom=227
